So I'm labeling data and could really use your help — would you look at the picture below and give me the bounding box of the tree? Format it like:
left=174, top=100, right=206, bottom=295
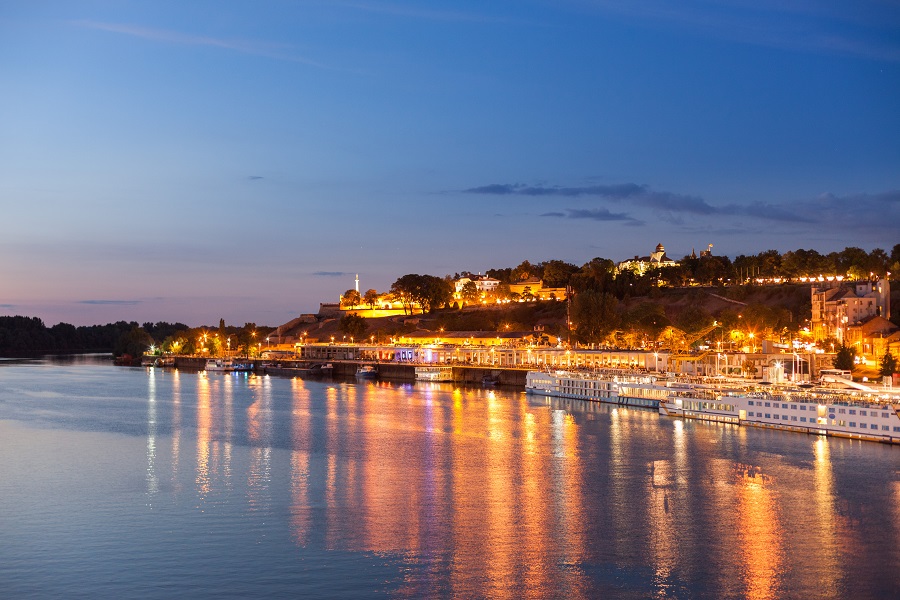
left=363, top=289, right=379, bottom=310
left=390, top=274, right=451, bottom=314
left=339, top=313, right=369, bottom=339
left=540, top=260, right=578, bottom=287
left=623, top=303, right=670, bottom=347
left=674, top=304, right=713, bottom=334
left=114, top=326, right=154, bottom=359
left=460, top=280, right=479, bottom=304
left=570, top=289, right=619, bottom=344
left=834, top=343, right=855, bottom=372
left=880, top=352, right=897, bottom=378
left=342, top=289, right=361, bottom=309
left=512, top=260, right=536, bottom=282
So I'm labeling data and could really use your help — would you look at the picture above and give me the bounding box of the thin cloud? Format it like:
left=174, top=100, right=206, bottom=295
left=78, top=300, right=142, bottom=306
left=73, top=20, right=330, bottom=68
left=248, top=175, right=264, bottom=181
left=313, top=271, right=351, bottom=277
left=544, top=208, right=643, bottom=224
left=464, top=182, right=806, bottom=222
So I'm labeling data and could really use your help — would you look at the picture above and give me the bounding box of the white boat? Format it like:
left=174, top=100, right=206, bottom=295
left=415, top=366, right=453, bottom=382
left=525, top=369, right=695, bottom=409
left=205, top=359, right=235, bottom=372
left=659, top=384, right=900, bottom=444
left=355, top=365, right=378, bottom=378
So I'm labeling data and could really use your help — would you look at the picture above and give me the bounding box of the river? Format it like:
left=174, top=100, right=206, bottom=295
left=1, top=356, right=898, bottom=598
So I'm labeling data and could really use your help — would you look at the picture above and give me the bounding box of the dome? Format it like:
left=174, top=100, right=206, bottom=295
left=655, top=243, right=665, bottom=253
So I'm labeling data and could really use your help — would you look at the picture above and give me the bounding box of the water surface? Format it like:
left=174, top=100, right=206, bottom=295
left=1, top=358, right=898, bottom=598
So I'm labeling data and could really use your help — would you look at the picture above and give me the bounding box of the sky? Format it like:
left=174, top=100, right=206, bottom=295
left=1, top=0, right=898, bottom=327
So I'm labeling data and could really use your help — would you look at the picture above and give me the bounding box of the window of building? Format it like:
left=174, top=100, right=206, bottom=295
left=850, top=422, right=856, bottom=428
left=800, top=417, right=807, bottom=422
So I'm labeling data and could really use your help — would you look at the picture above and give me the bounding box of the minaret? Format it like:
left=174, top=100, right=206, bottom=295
left=355, top=274, right=359, bottom=293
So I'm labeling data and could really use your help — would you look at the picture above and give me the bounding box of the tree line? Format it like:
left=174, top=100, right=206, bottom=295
left=0, top=316, right=187, bottom=357
left=0, top=316, right=275, bottom=359
left=477, top=244, right=900, bottom=290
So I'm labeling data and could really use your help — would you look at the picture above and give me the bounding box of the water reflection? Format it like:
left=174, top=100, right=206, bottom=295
left=146, top=368, right=158, bottom=499
left=128, top=373, right=900, bottom=598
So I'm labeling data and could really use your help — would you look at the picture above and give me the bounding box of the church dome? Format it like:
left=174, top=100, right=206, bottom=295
left=655, top=243, right=665, bottom=253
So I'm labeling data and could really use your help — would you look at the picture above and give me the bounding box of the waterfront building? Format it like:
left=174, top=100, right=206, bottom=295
left=811, top=278, right=891, bottom=342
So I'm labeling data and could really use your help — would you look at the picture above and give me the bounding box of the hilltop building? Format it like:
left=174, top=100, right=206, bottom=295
left=455, top=275, right=501, bottom=295
left=616, top=243, right=678, bottom=275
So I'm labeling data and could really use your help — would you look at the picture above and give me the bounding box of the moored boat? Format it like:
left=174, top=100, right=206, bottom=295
left=525, top=369, right=686, bottom=409
left=415, top=366, right=453, bottom=382
left=659, top=384, right=900, bottom=444
left=355, top=364, right=378, bottom=379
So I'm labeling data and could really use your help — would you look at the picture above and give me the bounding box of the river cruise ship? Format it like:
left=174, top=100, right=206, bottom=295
left=525, top=369, right=702, bottom=409
left=660, top=385, right=900, bottom=444
left=415, top=366, right=454, bottom=382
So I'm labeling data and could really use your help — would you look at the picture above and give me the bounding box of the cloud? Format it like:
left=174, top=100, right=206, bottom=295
left=248, top=175, right=264, bottom=180
left=800, top=190, right=900, bottom=231
left=543, top=208, right=643, bottom=224
left=73, top=20, right=329, bottom=68
left=464, top=182, right=807, bottom=222
left=313, top=271, right=351, bottom=277
left=78, top=300, right=142, bottom=306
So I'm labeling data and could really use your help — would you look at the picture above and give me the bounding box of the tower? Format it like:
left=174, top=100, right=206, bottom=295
left=355, top=274, right=359, bottom=293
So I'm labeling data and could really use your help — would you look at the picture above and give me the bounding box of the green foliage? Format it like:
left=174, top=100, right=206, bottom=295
left=460, top=281, right=479, bottom=303
left=390, top=274, right=453, bottom=314
left=114, top=326, right=154, bottom=358
left=570, top=289, right=619, bottom=344
left=880, top=352, right=897, bottom=378
left=0, top=316, right=141, bottom=356
left=342, top=289, right=361, bottom=308
left=674, top=304, right=713, bottom=333
left=339, top=313, right=369, bottom=339
left=363, top=289, right=379, bottom=309
left=539, top=260, right=579, bottom=287
left=623, top=302, right=670, bottom=345
left=834, top=343, right=856, bottom=372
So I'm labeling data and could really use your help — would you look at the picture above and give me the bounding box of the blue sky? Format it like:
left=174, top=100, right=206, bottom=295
left=2, top=1, right=898, bottom=326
